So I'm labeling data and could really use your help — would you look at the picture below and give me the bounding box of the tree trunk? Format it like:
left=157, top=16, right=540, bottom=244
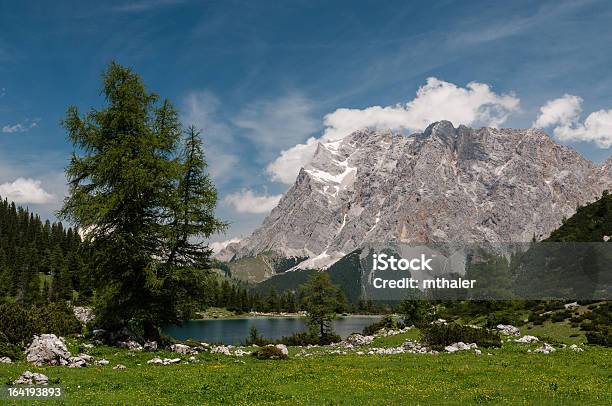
left=143, top=320, right=161, bottom=342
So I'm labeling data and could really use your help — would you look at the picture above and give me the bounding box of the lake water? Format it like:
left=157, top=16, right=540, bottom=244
left=163, top=316, right=382, bottom=345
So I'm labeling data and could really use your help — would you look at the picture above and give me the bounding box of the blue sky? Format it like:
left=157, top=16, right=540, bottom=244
left=0, top=0, right=611, bottom=244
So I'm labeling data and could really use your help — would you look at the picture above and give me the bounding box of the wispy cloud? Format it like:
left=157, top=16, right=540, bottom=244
left=224, top=189, right=282, bottom=214
left=181, top=91, right=240, bottom=183
left=233, top=93, right=319, bottom=158
left=2, top=118, right=40, bottom=134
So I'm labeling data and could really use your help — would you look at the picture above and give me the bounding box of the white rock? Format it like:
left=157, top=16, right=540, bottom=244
left=210, top=345, right=232, bottom=356
left=345, top=334, right=374, bottom=346
left=118, top=340, right=142, bottom=351
left=95, top=359, right=109, bottom=366
left=274, top=344, right=289, bottom=356
left=569, top=344, right=584, bottom=352
left=73, top=306, right=95, bottom=324
left=143, top=341, right=158, bottom=352
left=445, top=342, right=477, bottom=353
left=234, top=349, right=251, bottom=357
left=564, top=302, right=579, bottom=310
left=515, top=335, right=539, bottom=343
left=496, top=324, right=520, bottom=336
left=170, top=343, right=196, bottom=354
left=474, top=349, right=482, bottom=355
left=13, top=371, right=48, bottom=385
left=113, top=364, right=126, bottom=370
left=534, top=343, right=555, bottom=354
left=26, top=334, right=71, bottom=366
left=0, top=356, right=11, bottom=363
left=147, top=357, right=164, bottom=365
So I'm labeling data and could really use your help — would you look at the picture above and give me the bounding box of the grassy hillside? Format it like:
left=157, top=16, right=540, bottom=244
left=546, top=190, right=611, bottom=242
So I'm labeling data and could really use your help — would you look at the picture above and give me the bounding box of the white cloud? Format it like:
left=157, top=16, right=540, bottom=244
left=0, top=178, right=54, bottom=204
left=209, top=238, right=241, bottom=254
left=224, top=190, right=282, bottom=214
left=266, top=137, right=320, bottom=184
left=267, top=77, right=520, bottom=184
left=534, top=95, right=612, bottom=148
left=233, top=93, right=319, bottom=153
left=533, top=94, right=583, bottom=128
left=2, top=118, right=39, bottom=133
left=181, top=91, right=238, bottom=182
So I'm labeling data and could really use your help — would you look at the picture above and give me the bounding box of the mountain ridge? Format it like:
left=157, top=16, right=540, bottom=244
left=222, top=121, right=611, bottom=278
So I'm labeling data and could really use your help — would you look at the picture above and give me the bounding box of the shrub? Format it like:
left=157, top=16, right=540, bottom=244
left=0, top=331, right=22, bottom=360
left=421, top=323, right=501, bottom=350
left=363, top=315, right=397, bottom=336
left=398, top=300, right=431, bottom=326
left=528, top=312, right=548, bottom=325
left=252, top=346, right=288, bottom=360
left=484, top=312, right=524, bottom=328
left=278, top=331, right=340, bottom=346
left=33, top=302, right=81, bottom=337
left=586, top=328, right=611, bottom=347
left=0, top=302, right=38, bottom=345
left=542, top=301, right=565, bottom=312
left=551, top=310, right=571, bottom=323
left=244, top=326, right=272, bottom=346
left=0, top=302, right=81, bottom=346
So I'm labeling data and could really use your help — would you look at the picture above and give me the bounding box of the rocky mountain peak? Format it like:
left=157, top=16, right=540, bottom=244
left=224, top=122, right=611, bottom=272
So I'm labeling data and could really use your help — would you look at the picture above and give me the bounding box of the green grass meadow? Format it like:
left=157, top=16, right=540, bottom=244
left=1, top=332, right=610, bottom=405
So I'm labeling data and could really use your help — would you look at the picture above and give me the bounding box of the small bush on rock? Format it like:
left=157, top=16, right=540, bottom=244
left=252, top=346, right=288, bottom=360
left=422, top=323, right=501, bottom=350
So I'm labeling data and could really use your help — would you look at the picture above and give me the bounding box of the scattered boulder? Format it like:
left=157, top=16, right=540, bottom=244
left=444, top=342, right=478, bottom=353
left=67, top=354, right=91, bottom=368
left=402, top=340, right=430, bottom=353
left=564, top=302, right=579, bottom=310
left=143, top=341, right=158, bottom=352
left=515, top=335, right=539, bottom=343
left=113, top=364, right=126, bottom=370
left=534, top=343, right=555, bottom=354
left=234, top=349, right=251, bottom=357
left=95, top=359, right=109, bottom=366
left=170, top=343, right=196, bottom=355
left=210, top=345, right=232, bottom=356
left=118, top=340, right=143, bottom=351
left=0, top=356, right=11, bottom=363
left=26, top=334, right=71, bottom=366
left=346, top=334, right=374, bottom=346
left=496, top=324, right=520, bottom=337
left=603, top=235, right=610, bottom=242
left=147, top=357, right=181, bottom=365
left=569, top=344, right=584, bottom=352
left=73, top=306, right=95, bottom=324
left=13, top=371, right=49, bottom=385
left=253, top=346, right=288, bottom=360
left=274, top=344, right=289, bottom=356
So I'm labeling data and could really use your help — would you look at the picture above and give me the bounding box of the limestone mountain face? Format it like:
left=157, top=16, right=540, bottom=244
left=226, top=121, right=611, bottom=271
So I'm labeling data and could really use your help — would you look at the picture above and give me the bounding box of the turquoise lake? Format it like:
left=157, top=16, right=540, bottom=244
left=163, top=316, right=382, bottom=345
